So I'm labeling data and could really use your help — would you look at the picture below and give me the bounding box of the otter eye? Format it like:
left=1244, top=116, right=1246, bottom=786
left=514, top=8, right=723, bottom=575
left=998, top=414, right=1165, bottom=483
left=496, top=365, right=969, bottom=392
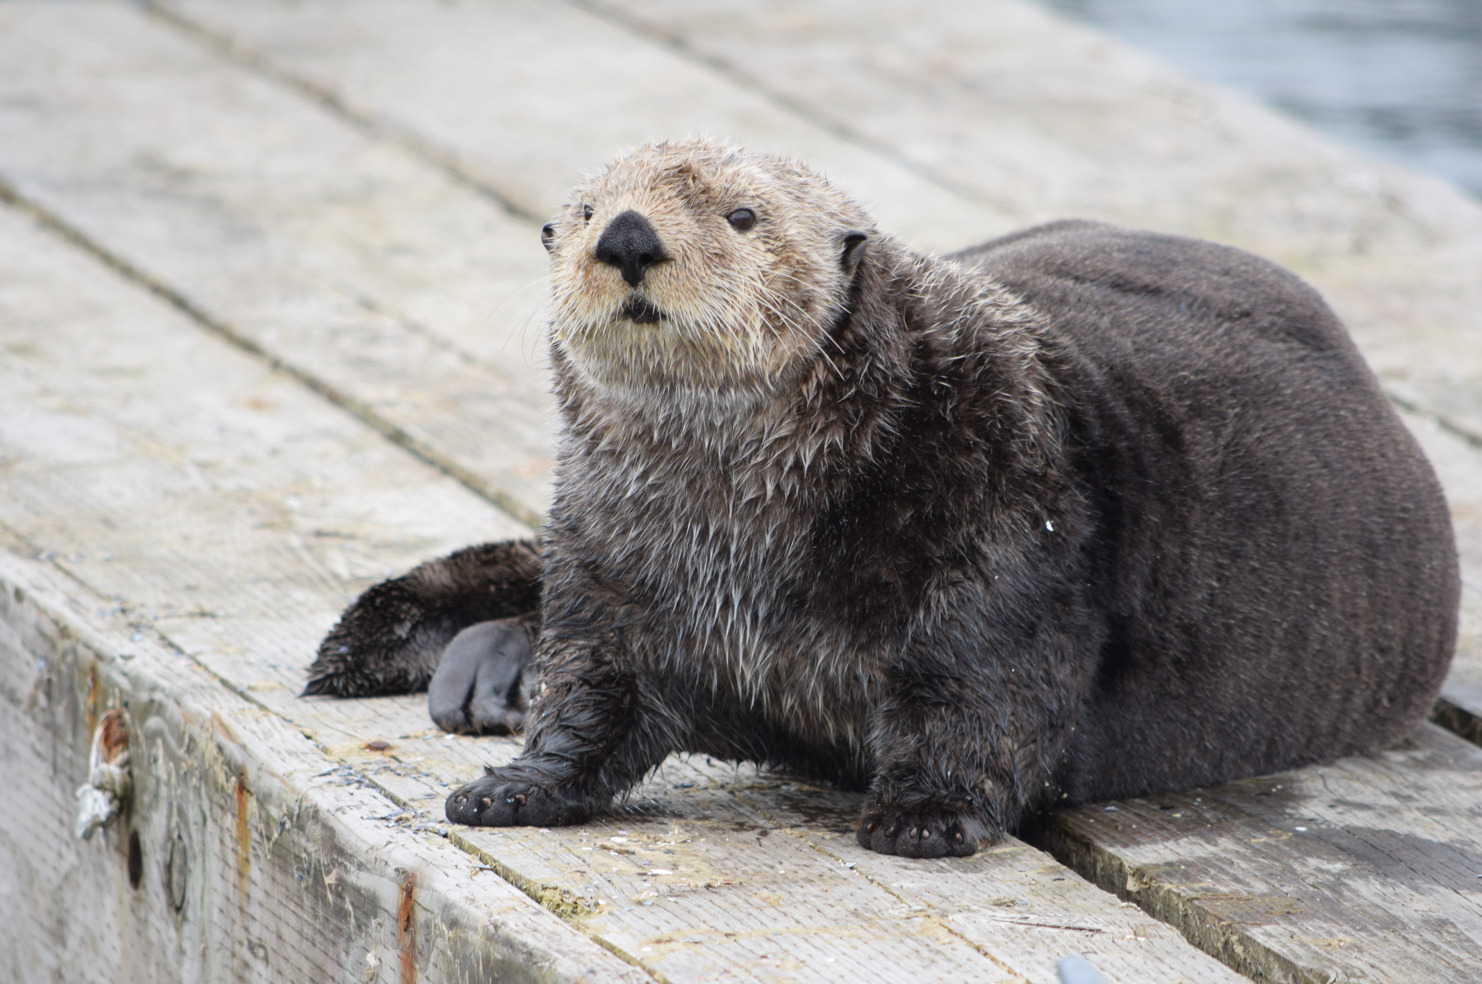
left=540, top=223, right=556, bottom=253
left=727, top=208, right=756, bottom=231
left=582, top=204, right=594, bottom=223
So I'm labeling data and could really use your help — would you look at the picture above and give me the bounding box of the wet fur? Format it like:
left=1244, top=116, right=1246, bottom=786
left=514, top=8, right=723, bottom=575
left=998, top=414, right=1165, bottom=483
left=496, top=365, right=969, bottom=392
left=306, top=541, right=540, bottom=702
left=305, top=145, right=1457, bottom=857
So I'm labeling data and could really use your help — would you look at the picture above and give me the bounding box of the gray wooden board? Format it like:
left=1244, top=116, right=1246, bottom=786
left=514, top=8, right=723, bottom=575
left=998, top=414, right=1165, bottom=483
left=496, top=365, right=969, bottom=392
left=373, top=741, right=1246, bottom=983
left=0, top=198, right=648, bottom=984
left=1036, top=723, right=1482, bottom=984
left=0, top=160, right=1243, bottom=980
left=0, top=0, right=556, bottom=526
left=0, top=552, right=653, bottom=984
left=149, top=0, right=1020, bottom=252
left=5, top=0, right=1482, bottom=980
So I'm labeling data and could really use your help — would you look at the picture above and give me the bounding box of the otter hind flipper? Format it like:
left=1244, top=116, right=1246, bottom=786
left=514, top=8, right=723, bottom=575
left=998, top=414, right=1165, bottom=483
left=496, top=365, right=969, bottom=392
left=304, top=538, right=543, bottom=698
left=428, top=616, right=535, bottom=734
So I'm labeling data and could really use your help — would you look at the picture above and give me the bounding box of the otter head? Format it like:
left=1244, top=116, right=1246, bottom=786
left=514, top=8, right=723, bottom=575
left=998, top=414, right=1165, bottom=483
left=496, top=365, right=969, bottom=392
left=543, top=139, right=874, bottom=407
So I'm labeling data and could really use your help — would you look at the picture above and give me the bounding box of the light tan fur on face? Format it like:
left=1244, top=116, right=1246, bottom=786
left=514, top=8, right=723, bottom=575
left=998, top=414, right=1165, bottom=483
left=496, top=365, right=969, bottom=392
left=545, top=139, right=875, bottom=406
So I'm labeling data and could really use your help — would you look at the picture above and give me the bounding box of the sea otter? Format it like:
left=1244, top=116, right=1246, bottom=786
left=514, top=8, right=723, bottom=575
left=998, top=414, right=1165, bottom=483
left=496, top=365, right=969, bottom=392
left=305, top=139, right=1458, bottom=858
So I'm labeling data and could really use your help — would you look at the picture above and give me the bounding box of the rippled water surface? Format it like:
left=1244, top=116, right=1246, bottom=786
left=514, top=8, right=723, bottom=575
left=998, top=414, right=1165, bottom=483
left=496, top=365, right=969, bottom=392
left=1040, top=0, right=1482, bottom=197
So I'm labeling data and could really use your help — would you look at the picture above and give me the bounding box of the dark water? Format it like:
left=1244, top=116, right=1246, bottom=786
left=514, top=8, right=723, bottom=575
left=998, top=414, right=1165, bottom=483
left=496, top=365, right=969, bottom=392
left=1040, top=0, right=1482, bottom=198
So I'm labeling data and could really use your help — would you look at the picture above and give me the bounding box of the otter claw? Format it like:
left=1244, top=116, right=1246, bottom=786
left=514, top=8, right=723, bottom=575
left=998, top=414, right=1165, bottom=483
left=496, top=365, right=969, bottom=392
left=857, top=803, right=982, bottom=858
left=445, top=769, right=594, bottom=827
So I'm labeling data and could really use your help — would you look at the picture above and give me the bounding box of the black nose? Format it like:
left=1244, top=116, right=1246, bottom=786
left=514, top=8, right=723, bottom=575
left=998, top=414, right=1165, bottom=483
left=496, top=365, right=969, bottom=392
left=593, top=210, right=669, bottom=287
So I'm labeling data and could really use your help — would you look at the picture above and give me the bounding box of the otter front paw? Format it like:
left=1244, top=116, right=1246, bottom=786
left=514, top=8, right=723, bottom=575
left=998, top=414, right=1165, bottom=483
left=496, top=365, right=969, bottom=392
left=445, top=768, right=599, bottom=827
left=857, top=802, right=990, bottom=858
left=428, top=619, right=531, bottom=734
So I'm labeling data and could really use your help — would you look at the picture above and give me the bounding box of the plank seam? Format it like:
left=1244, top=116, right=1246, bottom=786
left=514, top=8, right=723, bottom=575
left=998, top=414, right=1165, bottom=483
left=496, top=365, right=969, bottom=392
left=0, top=183, right=543, bottom=531
left=567, top=0, right=1024, bottom=220
left=140, top=1, right=545, bottom=225
left=1431, top=696, right=1482, bottom=749
left=1027, top=819, right=1296, bottom=983
left=149, top=0, right=1023, bottom=226
left=0, top=514, right=381, bottom=788
left=1025, top=726, right=1482, bottom=984
left=1324, top=746, right=1482, bottom=914
left=1385, top=388, right=1482, bottom=451
left=439, top=829, right=683, bottom=983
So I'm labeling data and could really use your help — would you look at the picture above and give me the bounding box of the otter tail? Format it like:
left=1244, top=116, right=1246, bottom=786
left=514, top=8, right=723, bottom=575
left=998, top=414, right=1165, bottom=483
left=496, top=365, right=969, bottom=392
left=303, top=539, right=543, bottom=698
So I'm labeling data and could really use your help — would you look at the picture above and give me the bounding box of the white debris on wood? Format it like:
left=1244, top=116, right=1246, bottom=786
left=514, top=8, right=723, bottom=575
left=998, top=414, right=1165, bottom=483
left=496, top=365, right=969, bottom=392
left=74, top=708, right=131, bottom=840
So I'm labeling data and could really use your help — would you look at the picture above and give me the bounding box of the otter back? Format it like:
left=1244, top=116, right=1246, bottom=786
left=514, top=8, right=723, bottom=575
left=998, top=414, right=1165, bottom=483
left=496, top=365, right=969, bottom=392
left=954, top=220, right=1458, bottom=804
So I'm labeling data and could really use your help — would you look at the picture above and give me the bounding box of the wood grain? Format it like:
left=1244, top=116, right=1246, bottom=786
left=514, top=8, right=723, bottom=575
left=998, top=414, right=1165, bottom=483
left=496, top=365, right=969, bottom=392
left=4, top=0, right=1482, bottom=980
left=150, top=0, right=1020, bottom=252
left=0, top=197, right=645, bottom=983
left=0, top=0, right=556, bottom=525
left=1036, top=724, right=1482, bottom=983
left=0, top=100, right=1238, bottom=982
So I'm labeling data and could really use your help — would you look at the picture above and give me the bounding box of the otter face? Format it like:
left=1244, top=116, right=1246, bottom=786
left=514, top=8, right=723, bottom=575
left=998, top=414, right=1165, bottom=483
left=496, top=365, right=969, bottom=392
left=544, top=139, right=873, bottom=403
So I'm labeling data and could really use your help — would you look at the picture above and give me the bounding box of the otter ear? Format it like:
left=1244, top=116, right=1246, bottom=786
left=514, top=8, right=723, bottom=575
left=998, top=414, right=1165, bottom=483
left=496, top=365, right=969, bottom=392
left=540, top=222, right=556, bottom=254
left=839, top=230, right=868, bottom=275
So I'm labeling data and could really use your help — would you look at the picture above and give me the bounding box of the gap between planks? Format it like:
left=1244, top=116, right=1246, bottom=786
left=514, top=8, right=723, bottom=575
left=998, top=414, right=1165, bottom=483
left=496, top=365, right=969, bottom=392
left=0, top=177, right=544, bottom=532
left=139, top=1, right=545, bottom=226
left=7, top=3, right=1480, bottom=979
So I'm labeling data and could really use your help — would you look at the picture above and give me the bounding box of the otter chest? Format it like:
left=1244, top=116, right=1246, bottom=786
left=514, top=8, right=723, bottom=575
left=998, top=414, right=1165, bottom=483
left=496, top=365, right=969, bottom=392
left=582, top=470, right=882, bottom=724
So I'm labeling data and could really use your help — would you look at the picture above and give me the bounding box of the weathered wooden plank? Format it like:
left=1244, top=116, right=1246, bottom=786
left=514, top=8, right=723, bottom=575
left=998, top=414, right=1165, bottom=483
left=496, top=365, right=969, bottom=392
left=0, top=200, right=648, bottom=984
left=0, top=146, right=1243, bottom=982
left=149, top=0, right=1020, bottom=253
left=720, top=773, right=1233, bottom=984
left=367, top=743, right=1248, bottom=984
left=154, top=0, right=1482, bottom=429
left=7, top=0, right=1480, bottom=979
left=1035, top=723, right=1482, bottom=983
left=0, top=552, right=655, bottom=984
left=0, top=0, right=555, bottom=526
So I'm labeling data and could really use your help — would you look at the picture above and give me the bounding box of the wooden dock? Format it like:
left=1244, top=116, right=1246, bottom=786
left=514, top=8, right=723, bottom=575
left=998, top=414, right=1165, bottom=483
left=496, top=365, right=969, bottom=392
left=2, top=2, right=1480, bottom=981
